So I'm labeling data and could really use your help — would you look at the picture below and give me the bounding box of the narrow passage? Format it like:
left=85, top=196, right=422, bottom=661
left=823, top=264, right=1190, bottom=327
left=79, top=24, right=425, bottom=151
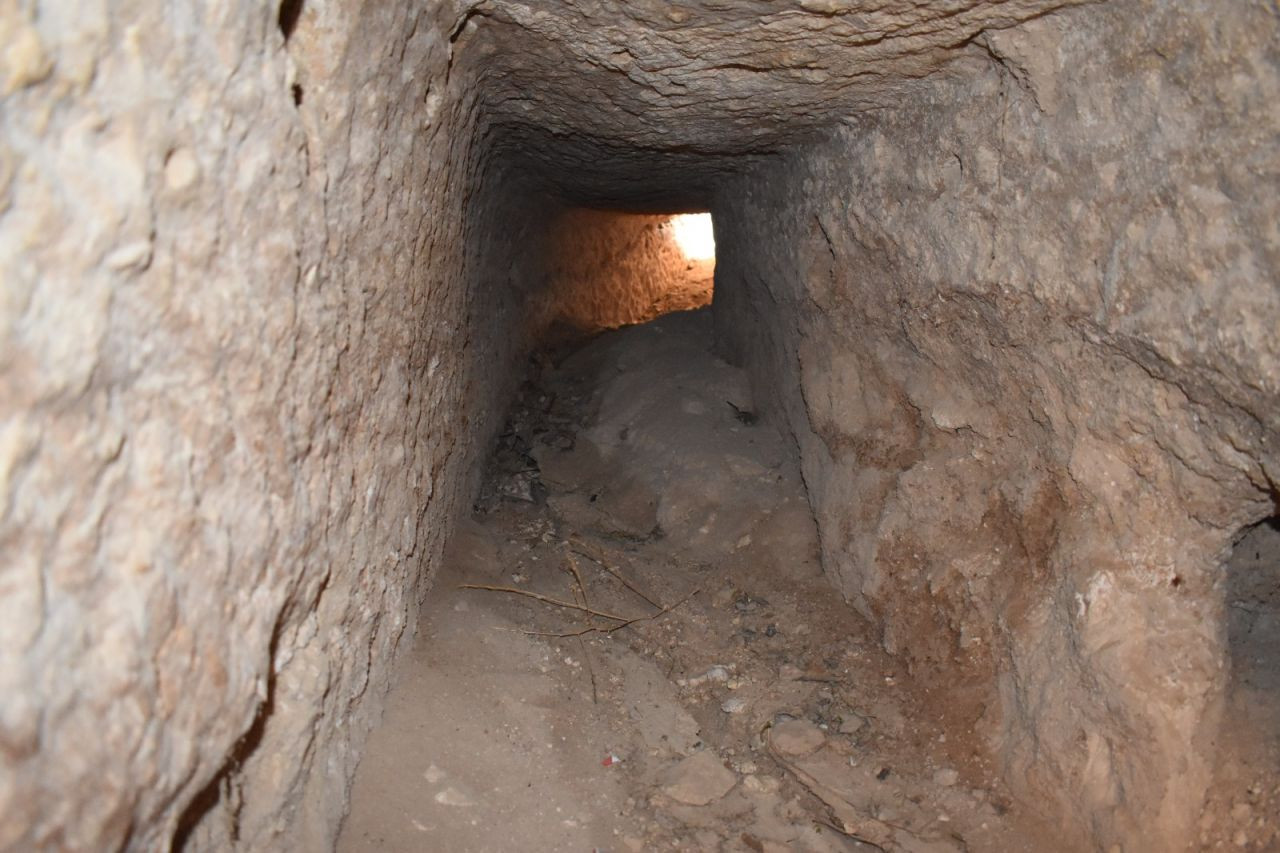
left=338, top=310, right=1052, bottom=852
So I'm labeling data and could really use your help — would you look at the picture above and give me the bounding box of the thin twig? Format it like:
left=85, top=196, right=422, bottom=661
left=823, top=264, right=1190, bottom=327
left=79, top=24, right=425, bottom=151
left=457, top=584, right=632, bottom=622
left=520, top=625, right=612, bottom=639
left=562, top=553, right=591, bottom=608
left=521, top=587, right=701, bottom=638
left=567, top=537, right=663, bottom=610
left=562, top=554, right=599, bottom=705
left=578, top=636, right=598, bottom=703
left=813, top=820, right=886, bottom=852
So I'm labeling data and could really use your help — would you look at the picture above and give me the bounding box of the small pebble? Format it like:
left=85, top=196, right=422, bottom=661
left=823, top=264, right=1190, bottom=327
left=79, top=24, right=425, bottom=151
left=721, top=697, right=748, bottom=714
left=770, top=719, right=826, bottom=756
left=933, top=768, right=960, bottom=787
left=659, top=751, right=738, bottom=806
left=680, top=665, right=730, bottom=687
left=434, top=787, right=475, bottom=807
left=839, top=715, right=866, bottom=736
left=743, top=774, right=781, bottom=794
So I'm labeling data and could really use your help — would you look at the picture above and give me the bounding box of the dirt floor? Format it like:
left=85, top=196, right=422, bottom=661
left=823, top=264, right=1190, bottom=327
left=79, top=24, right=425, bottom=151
left=335, top=311, right=1085, bottom=852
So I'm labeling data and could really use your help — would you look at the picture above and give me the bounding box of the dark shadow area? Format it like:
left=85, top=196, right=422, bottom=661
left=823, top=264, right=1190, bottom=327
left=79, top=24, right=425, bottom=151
left=1227, top=516, right=1280, bottom=693
left=278, top=0, right=305, bottom=42
left=170, top=623, right=281, bottom=852
left=1199, top=515, right=1280, bottom=845
left=169, top=694, right=271, bottom=852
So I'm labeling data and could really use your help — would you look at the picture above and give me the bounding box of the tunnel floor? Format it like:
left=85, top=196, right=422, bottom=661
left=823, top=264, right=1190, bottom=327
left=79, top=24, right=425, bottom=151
left=336, top=310, right=1055, bottom=852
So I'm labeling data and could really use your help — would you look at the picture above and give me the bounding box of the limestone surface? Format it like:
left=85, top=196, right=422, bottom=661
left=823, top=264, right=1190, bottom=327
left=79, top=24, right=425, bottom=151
left=0, top=2, right=553, bottom=849
left=714, top=3, right=1278, bottom=849
left=0, top=0, right=1274, bottom=851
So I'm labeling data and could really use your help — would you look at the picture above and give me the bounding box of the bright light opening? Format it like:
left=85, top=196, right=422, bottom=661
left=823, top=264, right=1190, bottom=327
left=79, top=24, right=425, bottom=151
left=670, top=213, right=716, bottom=261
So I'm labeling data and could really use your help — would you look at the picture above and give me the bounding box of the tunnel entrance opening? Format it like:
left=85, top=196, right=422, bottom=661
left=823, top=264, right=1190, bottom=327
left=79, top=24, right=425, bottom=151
left=668, top=212, right=717, bottom=262
left=548, top=209, right=715, bottom=333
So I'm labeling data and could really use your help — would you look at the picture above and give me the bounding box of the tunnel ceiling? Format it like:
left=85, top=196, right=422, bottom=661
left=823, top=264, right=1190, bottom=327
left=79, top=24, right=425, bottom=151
left=463, top=0, right=1092, bottom=205
left=488, top=126, right=776, bottom=211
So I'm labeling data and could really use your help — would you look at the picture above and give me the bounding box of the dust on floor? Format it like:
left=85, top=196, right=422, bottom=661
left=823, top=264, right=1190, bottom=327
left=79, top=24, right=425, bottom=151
left=337, top=310, right=1060, bottom=853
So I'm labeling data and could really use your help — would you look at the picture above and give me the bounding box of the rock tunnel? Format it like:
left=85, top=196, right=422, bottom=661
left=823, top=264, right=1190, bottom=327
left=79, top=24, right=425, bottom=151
left=0, top=0, right=1277, bottom=850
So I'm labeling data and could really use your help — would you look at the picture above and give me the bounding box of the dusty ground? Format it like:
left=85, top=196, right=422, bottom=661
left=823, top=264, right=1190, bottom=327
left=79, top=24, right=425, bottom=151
left=337, top=311, right=1071, bottom=852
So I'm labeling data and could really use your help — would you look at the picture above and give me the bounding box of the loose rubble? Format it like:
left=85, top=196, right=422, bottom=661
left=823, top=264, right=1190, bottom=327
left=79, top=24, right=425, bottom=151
left=340, top=312, right=1063, bottom=851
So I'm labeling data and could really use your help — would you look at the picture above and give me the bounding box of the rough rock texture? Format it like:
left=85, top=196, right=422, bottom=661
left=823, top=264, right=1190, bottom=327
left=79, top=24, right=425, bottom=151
left=0, top=2, right=553, bottom=850
left=1, top=0, right=1276, bottom=850
left=470, top=0, right=1099, bottom=212
left=714, top=3, right=1279, bottom=849
left=471, top=0, right=1095, bottom=146
left=549, top=210, right=712, bottom=331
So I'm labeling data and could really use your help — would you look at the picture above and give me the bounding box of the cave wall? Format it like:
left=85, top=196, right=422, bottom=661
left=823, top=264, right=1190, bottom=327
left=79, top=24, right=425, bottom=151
left=548, top=209, right=713, bottom=331
left=714, top=2, right=1279, bottom=849
left=0, top=2, right=551, bottom=849
left=2, top=0, right=1276, bottom=849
